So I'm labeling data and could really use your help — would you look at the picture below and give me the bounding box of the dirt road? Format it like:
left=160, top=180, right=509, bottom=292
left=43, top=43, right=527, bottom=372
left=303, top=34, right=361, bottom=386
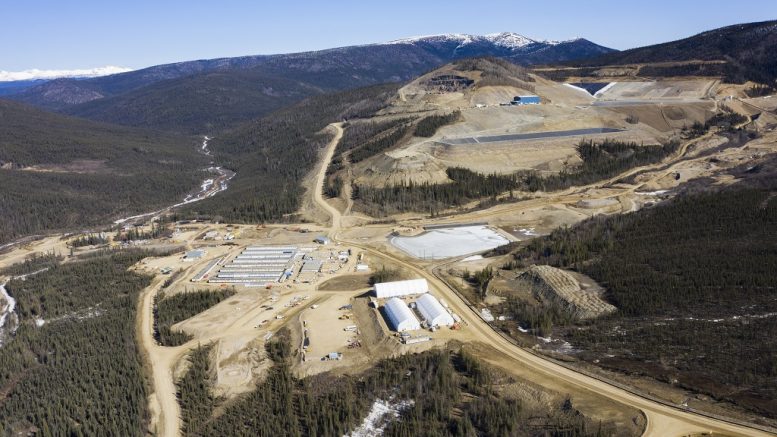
left=136, top=255, right=327, bottom=436
left=312, top=123, right=344, bottom=231
left=311, top=122, right=773, bottom=437
left=137, top=278, right=188, bottom=437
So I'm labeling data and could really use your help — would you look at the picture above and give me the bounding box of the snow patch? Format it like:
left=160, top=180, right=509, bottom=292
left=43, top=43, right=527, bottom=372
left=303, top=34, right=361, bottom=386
left=346, top=398, right=413, bottom=437
left=13, top=267, right=49, bottom=281
left=461, top=255, right=484, bottom=262
left=513, top=227, right=538, bottom=238
left=483, top=32, right=535, bottom=49
left=0, top=66, right=133, bottom=82
left=480, top=308, right=495, bottom=322
left=0, top=283, right=17, bottom=346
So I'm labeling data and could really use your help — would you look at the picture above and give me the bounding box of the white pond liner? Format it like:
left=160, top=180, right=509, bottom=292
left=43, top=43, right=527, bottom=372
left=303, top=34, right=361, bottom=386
left=390, top=225, right=509, bottom=260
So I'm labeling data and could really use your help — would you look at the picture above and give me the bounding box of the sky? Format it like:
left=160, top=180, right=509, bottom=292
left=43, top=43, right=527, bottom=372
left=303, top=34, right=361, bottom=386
left=2, top=0, right=776, bottom=71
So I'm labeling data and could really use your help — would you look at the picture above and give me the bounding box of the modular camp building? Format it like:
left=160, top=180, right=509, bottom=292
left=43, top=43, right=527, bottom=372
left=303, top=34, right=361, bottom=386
left=415, top=294, right=455, bottom=327
left=384, top=297, right=421, bottom=332
left=511, top=95, right=541, bottom=105
left=184, top=249, right=205, bottom=261
left=374, top=279, right=429, bottom=299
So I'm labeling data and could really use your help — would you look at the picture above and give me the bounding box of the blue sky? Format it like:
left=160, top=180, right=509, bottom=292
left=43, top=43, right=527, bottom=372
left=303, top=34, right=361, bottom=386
left=2, top=0, right=776, bottom=70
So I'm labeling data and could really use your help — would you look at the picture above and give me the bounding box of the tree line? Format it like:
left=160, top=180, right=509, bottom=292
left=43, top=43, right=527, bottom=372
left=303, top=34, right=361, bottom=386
left=413, top=111, right=460, bottom=137
left=154, top=288, right=236, bottom=346
left=354, top=139, right=678, bottom=216
left=354, top=167, right=521, bottom=216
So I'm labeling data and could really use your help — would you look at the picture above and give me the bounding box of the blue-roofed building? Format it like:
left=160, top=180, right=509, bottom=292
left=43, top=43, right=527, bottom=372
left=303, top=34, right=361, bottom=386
left=511, top=95, right=541, bottom=105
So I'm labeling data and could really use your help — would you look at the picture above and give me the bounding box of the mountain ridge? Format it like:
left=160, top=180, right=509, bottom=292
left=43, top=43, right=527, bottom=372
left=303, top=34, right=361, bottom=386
left=568, top=19, right=777, bottom=85
left=0, top=66, right=132, bottom=82
left=6, top=32, right=614, bottom=128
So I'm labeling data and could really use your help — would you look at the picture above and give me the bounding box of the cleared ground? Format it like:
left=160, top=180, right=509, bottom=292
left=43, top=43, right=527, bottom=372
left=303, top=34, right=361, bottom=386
left=353, top=73, right=715, bottom=187
left=442, top=127, right=624, bottom=145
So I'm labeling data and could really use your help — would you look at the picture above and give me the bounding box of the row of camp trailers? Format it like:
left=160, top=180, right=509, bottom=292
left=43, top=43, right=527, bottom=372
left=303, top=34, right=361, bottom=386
left=208, top=246, right=298, bottom=285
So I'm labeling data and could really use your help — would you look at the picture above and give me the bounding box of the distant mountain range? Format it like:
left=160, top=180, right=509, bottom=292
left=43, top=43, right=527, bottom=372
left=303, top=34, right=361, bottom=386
left=0, top=66, right=132, bottom=82
left=3, top=33, right=613, bottom=133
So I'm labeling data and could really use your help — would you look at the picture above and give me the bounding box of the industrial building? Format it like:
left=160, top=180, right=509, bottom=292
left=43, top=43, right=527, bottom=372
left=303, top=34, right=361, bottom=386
left=191, top=257, right=222, bottom=281
left=383, top=297, right=421, bottom=332
left=184, top=249, right=205, bottom=261
left=415, top=294, right=455, bottom=327
left=511, top=95, right=541, bottom=105
left=374, top=278, right=429, bottom=299
left=300, top=259, right=323, bottom=273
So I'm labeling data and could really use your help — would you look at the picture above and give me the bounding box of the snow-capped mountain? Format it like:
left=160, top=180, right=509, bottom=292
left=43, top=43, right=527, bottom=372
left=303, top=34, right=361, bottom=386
left=388, top=32, right=550, bottom=49
left=0, top=66, right=133, bottom=82
left=385, top=32, right=584, bottom=50
left=381, top=32, right=602, bottom=63
left=484, top=32, right=542, bottom=49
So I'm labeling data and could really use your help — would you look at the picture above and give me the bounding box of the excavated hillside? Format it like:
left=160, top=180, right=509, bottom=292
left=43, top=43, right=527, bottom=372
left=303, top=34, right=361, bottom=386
left=342, top=58, right=712, bottom=190
left=519, top=265, right=616, bottom=320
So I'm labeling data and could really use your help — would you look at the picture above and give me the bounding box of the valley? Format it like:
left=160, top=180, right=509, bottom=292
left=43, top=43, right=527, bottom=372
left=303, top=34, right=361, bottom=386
left=1, top=17, right=777, bottom=437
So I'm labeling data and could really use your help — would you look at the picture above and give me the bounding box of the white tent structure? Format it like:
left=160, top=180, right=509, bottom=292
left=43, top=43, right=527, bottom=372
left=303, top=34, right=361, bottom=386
left=416, top=294, right=455, bottom=327
left=383, top=297, right=421, bottom=332
left=374, top=279, right=429, bottom=299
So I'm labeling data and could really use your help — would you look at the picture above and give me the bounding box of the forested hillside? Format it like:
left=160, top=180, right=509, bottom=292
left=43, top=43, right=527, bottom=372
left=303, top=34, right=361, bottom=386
left=0, top=99, right=206, bottom=243
left=66, top=71, right=325, bottom=134
left=0, top=251, right=154, bottom=435
left=503, top=186, right=777, bottom=417
left=569, top=20, right=777, bottom=86
left=176, top=329, right=617, bottom=436
left=184, top=84, right=400, bottom=223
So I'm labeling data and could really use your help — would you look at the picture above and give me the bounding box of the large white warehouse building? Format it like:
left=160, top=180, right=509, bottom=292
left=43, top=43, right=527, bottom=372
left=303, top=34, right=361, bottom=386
left=416, top=293, right=455, bottom=327
left=384, top=297, right=421, bottom=332
left=374, top=278, right=429, bottom=299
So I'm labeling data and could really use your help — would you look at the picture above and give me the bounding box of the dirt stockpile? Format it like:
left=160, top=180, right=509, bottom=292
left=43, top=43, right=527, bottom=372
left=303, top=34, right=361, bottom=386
left=520, top=265, right=615, bottom=319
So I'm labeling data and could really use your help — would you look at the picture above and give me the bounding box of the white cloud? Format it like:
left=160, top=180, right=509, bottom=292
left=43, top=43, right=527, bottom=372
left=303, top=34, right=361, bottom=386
left=0, top=66, right=133, bottom=82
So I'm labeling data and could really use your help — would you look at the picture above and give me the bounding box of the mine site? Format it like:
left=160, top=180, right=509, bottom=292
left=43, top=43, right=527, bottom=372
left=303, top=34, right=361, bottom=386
left=1, top=12, right=777, bottom=437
